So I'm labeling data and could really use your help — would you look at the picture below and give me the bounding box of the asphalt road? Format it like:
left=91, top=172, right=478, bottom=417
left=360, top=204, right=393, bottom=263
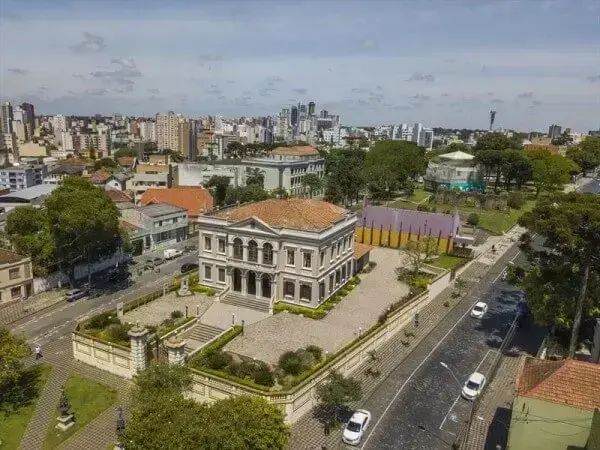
left=10, top=253, right=197, bottom=346
left=358, top=246, right=531, bottom=450
left=578, top=178, right=600, bottom=194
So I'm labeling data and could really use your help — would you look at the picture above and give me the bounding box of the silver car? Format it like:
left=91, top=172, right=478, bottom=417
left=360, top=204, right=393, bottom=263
left=65, top=289, right=87, bottom=302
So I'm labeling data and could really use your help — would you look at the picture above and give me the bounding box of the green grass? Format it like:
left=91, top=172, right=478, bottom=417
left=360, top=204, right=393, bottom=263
left=43, top=375, right=118, bottom=450
left=402, top=188, right=431, bottom=204
left=431, top=254, right=469, bottom=270
left=0, top=364, right=52, bottom=450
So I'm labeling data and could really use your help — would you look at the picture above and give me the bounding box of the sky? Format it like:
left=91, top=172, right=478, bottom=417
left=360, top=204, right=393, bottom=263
left=1, top=0, right=599, bottom=131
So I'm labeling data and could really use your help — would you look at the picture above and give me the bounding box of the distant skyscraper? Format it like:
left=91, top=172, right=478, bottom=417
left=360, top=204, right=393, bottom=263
left=290, top=106, right=299, bottom=127
left=156, top=111, right=180, bottom=151
left=320, top=110, right=329, bottom=119
left=1, top=102, right=14, bottom=134
left=299, top=104, right=307, bottom=120
left=308, top=102, right=316, bottom=116
left=20, top=103, right=35, bottom=138
left=548, top=124, right=562, bottom=139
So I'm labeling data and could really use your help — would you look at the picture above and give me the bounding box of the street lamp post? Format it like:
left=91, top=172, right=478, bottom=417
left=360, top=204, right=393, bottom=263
left=440, top=361, right=463, bottom=390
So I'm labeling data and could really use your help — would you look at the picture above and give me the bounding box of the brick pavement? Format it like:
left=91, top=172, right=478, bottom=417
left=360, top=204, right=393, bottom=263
left=463, top=355, right=520, bottom=450
left=18, top=338, right=133, bottom=450
left=288, top=259, right=493, bottom=450
left=0, top=290, right=66, bottom=325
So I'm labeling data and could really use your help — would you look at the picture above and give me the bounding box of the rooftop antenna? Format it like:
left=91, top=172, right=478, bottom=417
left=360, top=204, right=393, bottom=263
left=489, top=111, right=497, bottom=131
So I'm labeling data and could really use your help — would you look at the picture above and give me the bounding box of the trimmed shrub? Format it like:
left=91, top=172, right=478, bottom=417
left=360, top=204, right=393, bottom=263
left=416, top=204, right=429, bottom=212
left=507, top=191, right=526, bottom=210
left=278, top=351, right=306, bottom=376
left=105, top=323, right=131, bottom=344
left=202, top=350, right=233, bottom=370
left=87, top=312, right=120, bottom=330
left=252, top=363, right=276, bottom=387
left=467, top=213, right=480, bottom=226
left=170, top=310, right=184, bottom=319
left=305, top=345, right=323, bottom=362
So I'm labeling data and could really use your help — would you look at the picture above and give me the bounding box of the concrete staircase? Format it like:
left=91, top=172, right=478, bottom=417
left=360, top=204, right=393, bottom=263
left=221, top=292, right=271, bottom=313
left=183, top=322, right=226, bottom=356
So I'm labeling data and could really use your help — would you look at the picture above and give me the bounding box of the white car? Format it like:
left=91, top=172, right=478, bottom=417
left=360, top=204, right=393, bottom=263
left=462, top=372, right=486, bottom=400
left=471, top=302, right=488, bottom=319
left=342, top=409, right=371, bottom=446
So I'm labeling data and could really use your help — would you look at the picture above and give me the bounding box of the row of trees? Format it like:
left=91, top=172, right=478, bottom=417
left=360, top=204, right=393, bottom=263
left=3, top=177, right=125, bottom=282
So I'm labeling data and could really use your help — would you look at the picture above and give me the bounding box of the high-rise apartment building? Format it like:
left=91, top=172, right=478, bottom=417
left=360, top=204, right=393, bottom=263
left=51, top=115, right=68, bottom=134
left=20, top=103, right=35, bottom=138
left=178, top=120, right=195, bottom=160
left=139, top=120, right=157, bottom=142
left=290, top=106, right=299, bottom=127
left=1, top=102, right=14, bottom=134
left=548, top=124, right=562, bottom=139
left=308, top=102, right=316, bottom=117
left=156, top=112, right=180, bottom=151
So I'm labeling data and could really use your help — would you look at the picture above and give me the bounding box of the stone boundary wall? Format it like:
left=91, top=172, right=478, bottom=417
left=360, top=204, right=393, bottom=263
left=72, top=332, right=133, bottom=379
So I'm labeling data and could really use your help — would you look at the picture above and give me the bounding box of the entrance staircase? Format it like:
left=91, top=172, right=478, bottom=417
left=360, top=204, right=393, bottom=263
left=221, top=292, right=271, bottom=313
left=183, top=322, right=226, bottom=356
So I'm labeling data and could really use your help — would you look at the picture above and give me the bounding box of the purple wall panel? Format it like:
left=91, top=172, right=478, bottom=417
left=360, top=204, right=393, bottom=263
left=358, top=206, right=460, bottom=238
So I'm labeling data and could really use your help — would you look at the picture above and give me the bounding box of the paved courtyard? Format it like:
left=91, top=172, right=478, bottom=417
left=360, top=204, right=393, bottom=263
left=200, top=302, right=269, bottom=329
left=224, top=247, right=410, bottom=364
left=123, top=291, right=214, bottom=326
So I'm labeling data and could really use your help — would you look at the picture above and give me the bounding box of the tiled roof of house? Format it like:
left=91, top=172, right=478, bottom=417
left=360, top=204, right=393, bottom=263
left=213, top=198, right=348, bottom=231
left=89, top=170, right=112, bottom=184
left=516, top=356, right=600, bottom=411
left=354, top=242, right=374, bottom=260
left=117, top=157, right=136, bottom=167
left=105, top=189, right=133, bottom=203
left=140, top=187, right=214, bottom=218
left=0, top=249, right=27, bottom=265
left=271, top=145, right=320, bottom=157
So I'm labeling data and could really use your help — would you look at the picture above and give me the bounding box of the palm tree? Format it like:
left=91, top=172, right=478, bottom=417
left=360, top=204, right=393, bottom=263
left=246, top=168, right=265, bottom=188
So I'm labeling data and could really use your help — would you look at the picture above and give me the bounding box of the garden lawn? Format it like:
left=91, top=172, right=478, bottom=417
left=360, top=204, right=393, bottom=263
left=43, top=375, right=117, bottom=450
left=0, top=364, right=52, bottom=449
left=403, top=188, right=431, bottom=203
left=432, top=254, right=469, bottom=270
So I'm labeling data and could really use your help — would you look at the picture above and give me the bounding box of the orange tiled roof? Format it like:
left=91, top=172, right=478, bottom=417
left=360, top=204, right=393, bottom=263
left=354, top=242, right=374, bottom=260
left=117, top=156, right=135, bottom=167
left=89, top=170, right=112, bottom=184
left=140, top=187, right=214, bottom=218
left=271, top=145, right=320, bottom=157
left=213, top=198, right=347, bottom=231
left=516, top=356, right=600, bottom=411
left=105, top=189, right=133, bottom=203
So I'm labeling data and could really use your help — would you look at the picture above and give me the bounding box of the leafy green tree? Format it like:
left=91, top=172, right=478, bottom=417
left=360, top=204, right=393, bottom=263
left=246, top=168, right=265, bottom=188
left=5, top=207, right=55, bottom=276
left=204, top=175, right=230, bottom=206
left=315, top=371, right=362, bottom=424
left=0, top=327, right=31, bottom=412
left=474, top=132, right=522, bottom=153
left=519, top=193, right=600, bottom=357
left=529, top=151, right=578, bottom=197
left=324, top=148, right=366, bottom=206
left=44, top=176, right=123, bottom=285
left=500, top=150, right=533, bottom=190
left=113, top=148, right=137, bottom=159
left=226, top=141, right=245, bottom=158
left=445, top=142, right=471, bottom=153
left=93, top=157, right=118, bottom=171
left=161, top=149, right=184, bottom=162
left=271, top=187, right=289, bottom=199
left=551, top=131, right=574, bottom=146
left=567, top=137, right=600, bottom=175
left=225, top=185, right=270, bottom=205
left=301, top=173, right=322, bottom=198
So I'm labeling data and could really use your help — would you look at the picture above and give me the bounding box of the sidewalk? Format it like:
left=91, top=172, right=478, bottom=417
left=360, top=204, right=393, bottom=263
left=0, top=290, right=66, bottom=326
left=288, top=235, right=520, bottom=449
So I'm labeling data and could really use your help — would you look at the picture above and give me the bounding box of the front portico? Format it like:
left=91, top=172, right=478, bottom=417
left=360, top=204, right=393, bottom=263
left=229, top=267, right=274, bottom=300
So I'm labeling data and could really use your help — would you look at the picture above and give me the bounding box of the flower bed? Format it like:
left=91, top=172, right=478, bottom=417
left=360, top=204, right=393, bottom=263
left=273, top=276, right=361, bottom=319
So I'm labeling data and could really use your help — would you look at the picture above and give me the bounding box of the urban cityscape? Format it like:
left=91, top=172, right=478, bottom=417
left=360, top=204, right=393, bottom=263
left=1, top=1, right=600, bottom=450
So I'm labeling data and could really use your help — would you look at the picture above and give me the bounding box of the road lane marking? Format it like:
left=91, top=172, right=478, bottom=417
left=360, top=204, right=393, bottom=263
left=359, top=297, right=481, bottom=450
left=439, top=349, right=495, bottom=431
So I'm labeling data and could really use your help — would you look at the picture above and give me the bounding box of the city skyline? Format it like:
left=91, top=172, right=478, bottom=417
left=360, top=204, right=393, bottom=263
left=1, top=0, right=599, bottom=130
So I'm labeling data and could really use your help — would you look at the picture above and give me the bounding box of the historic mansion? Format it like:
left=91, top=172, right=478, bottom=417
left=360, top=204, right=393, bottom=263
left=197, top=198, right=370, bottom=311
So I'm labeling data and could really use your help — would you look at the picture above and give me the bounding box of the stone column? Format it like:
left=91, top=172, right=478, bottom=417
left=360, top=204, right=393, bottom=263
left=165, top=336, right=187, bottom=365
left=128, top=324, right=149, bottom=374
left=294, top=280, right=300, bottom=303
left=257, top=273, right=263, bottom=298
left=241, top=272, right=248, bottom=295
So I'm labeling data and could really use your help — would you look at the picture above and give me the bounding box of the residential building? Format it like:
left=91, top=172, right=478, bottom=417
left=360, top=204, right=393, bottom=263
left=127, top=154, right=178, bottom=203
left=548, top=124, right=562, bottom=139
left=423, top=150, right=484, bottom=192
left=178, top=120, right=195, bottom=160
left=51, top=115, right=68, bottom=134
left=2, top=133, right=18, bottom=154
left=177, top=162, right=243, bottom=187
left=140, top=186, right=214, bottom=234
left=0, top=184, right=57, bottom=211
left=1, top=102, right=13, bottom=134
left=139, top=120, right=157, bottom=142
left=0, top=165, right=47, bottom=191
left=20, top=103, right=35, bottom=139
left=43, top=163, right=89, bottom=185
left=508, top=356, right=600, bottom=450
left=104, top=173, right=130, bottom=191
left=156, top=111, right=180, bottom=151
left=197, top=198, right=359, bottom=310
left=121, top=203, right=189, bottom=252
left=0, top=250, right=33, bottom=305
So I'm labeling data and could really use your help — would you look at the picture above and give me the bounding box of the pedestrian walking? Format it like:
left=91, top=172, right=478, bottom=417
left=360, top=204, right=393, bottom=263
left=414, top=312, right=420, bottom=328
left=35, top=344, right=42, bottom=360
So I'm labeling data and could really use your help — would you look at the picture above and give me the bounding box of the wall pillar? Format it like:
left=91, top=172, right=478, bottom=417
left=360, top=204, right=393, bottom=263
left=241, top=272, right=247, bottom=295
left=257, top=273, right=263, bottom=298
left=165, top=336, right=187, bottom=365
left=128, top=324, right=149, bottom=374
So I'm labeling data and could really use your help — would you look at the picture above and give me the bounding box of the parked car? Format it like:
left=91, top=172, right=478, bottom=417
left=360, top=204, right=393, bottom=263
left=181, top=263, right=199, bottom=273
left=184, top=244, right=197, bottom=253
left=461, top=372, right=486, bottom=400
left=145, top=257, right=165, bottom=268
left=65, top=288, right=88, bottom=302
left=164, top=249, right=184, bottom=260
left=470, top=302, right=488, bottom=319
left=107, top=268, right=129, bottom=282
left=342, top=409, right=371, bottom=446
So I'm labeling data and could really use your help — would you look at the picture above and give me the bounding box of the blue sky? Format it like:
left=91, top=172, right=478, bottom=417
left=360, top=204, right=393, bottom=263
left=1, top=0, right=599, bottom=130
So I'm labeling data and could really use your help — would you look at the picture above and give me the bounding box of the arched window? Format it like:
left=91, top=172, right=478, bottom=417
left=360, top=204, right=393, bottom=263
left=233, top=238, right=243, bottom=260
left=262, top=243, right=273, bottom=265
left=248, top=240, right=258, bottom=262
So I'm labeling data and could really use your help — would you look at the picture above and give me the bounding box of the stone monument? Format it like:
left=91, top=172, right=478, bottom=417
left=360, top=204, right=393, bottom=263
left=165, top=334, right=187, bottom=365
left=56, top=386, right=75, bottom=431
left=178, top=276, right=192, bottom=297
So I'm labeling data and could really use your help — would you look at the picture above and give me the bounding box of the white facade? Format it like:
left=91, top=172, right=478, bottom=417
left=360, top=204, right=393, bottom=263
left=197, top=205, right=357, bottom=309
left=177, top=163, right=242, bottom=188
left=51, top=115, right=67, bottom=134
left=156, top=112, right=180, bottom=151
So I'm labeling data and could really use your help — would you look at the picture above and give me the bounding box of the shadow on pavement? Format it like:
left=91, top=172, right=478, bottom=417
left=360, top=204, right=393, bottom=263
left=484, top=406, right=512, bottom=450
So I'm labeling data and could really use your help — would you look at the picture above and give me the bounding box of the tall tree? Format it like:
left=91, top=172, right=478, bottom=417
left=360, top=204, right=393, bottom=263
left=301, top=173, right=322, bottom=198
left=567, top=136, right=600, bottom=175
left=519, top=193, right=600, bottom=357
left=500, top=150, right=533, bottom=190
left=113, top=148, right=137, bottom=159
left=474, top=132, right=522, bottom=153
left=529, top=151, right=578, bottom=197
left=0, top=327, right=30, bottom=412
left=315, top=371, right=362, bottom=425
left=204, top=175, right=230, bottom=206
left=246, top=168, right=265, bottom=188
left=93, top=157, right=118, bottom=172
left=324, top=148, right=366, bottom=206
left=44, top=176, right=122, bottom=285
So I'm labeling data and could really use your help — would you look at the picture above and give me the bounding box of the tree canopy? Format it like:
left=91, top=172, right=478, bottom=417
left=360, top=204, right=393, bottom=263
left=93, top=157, right=118, bottom=172
left=519, top=193, right=600, bottom=356
left=122, top=364, right=288, bottom=450
left=204, top=175, right=230, bottom=206
left=0, top=327, right=31, bottom=413
left=324, top=147, right=366, bottom=206
left=301, top=173, right=322, bottom=198
left=113, top=148, right=137, bottom=159
left=527, top=149, right=578, bottom=197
